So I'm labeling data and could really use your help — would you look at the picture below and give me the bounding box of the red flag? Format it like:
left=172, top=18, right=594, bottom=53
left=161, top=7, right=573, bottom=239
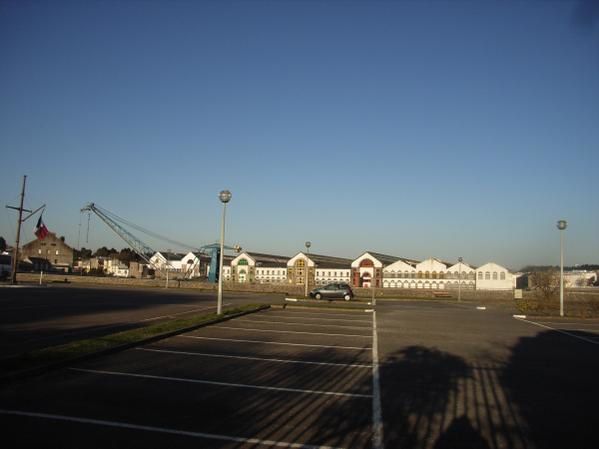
left=35, top=216, right=49, bottom=240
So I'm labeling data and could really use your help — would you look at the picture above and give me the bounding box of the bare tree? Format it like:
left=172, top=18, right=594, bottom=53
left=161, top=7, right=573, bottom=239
left=529, top=270, right=561, bottom=300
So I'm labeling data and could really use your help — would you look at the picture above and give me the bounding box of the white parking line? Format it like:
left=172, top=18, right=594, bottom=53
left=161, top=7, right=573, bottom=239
left=177, top=335, right=371, bottom=350
left=272, top=311, right=369, bottom=320
left=237, top=318, right=371, bottom=331
left=260, top=314, right=372, bottom=324
left=515, top=317, right=599, bottom=345
left=70, top=368, right=373, bottom=399
left=137, top=348, right=372, bottom=368
left=0, top=409, right=344, bottom=449
left=213, top=325, right=372, bottom=338
left=371, top=311, right=384, bottom=449
left=139, top=304, right=230, bottom=322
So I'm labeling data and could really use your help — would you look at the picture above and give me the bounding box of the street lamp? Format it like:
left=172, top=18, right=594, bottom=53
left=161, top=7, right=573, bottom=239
left=217, top=190, right=232, bottom=314
left=304, top=241, right=311, bottom=297
left=165, top=249, right=171, bottom=289
left=457, top=256, right=463, bottom=302
left=557, top=220, right=567, bottom=317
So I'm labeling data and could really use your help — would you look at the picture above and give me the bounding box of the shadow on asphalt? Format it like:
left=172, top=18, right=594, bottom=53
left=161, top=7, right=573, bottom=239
left=381, top=331, right=598, bottom=449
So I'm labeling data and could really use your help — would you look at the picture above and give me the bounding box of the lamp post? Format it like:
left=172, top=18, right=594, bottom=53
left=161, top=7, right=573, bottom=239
left=217, top=190, right=232, bottom=315
left=304, top=241, right=311, bottom=297
left=457, top=257, right=463, bottom=302
left=557, top=220, right=567, bottom=317
left=165, top=249, right=170, bottom=288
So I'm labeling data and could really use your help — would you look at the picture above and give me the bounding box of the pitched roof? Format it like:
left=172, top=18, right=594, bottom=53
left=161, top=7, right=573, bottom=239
left=307, top=253, right=353, bottom=269
left=244, top=252, right=290, bottom=267
left=367, top=251, right=420, bottom=267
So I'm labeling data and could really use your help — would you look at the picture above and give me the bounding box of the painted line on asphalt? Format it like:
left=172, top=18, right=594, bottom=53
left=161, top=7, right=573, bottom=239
left=0, top=409, right=344, bottom=449
left=213, top=325, right=372, bottom=338
left=237, top=317, right=371, bottom=331
left=136, top=347, right=372, bottom=368
left=515, top=317, right=599, bottom=345
left=139, top=304, right=231, bottom=322
left=177, top=335, right=371, bottom=350
left=531, top=320, right=599, bottom=327
left=69, top=368, right=373, bottom=398
left=261, top=314, right=372, bottom=324
left=271, top=310, right=372, bottom=320
left=371, top=311, right=384, bottom=449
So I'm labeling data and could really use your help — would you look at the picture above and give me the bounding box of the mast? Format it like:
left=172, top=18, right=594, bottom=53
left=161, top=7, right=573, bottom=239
left=10, top=176, right=27, bottom=284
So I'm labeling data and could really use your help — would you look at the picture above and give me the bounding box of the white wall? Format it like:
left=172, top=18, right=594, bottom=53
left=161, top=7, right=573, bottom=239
left=476, top=262, right=513, bottom=290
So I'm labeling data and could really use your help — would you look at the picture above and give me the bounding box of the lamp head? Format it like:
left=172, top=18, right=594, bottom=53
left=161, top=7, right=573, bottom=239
left=557, top=220, right=567, bottom=231
left=219, top=190, right=232, bottom=203
left=305, top=241, right=311, bottom=249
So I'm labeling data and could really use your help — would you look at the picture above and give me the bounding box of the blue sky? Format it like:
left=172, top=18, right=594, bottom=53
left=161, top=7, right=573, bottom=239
left=1, top=0, right=598, bottom=271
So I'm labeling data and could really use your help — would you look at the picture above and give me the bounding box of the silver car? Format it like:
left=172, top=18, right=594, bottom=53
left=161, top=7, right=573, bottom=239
left=309, top=283, right=354, bottom=301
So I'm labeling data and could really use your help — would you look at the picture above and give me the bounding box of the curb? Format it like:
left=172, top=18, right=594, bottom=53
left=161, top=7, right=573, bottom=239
left=0, top=304, right=270, bottom=386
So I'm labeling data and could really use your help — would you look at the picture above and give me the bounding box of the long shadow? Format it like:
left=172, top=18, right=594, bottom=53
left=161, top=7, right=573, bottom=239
left=501, top=330, right=599, bottom=449
left=0, top=286, right=222, bottom=357
left=381, top=346, right=474, bottom=449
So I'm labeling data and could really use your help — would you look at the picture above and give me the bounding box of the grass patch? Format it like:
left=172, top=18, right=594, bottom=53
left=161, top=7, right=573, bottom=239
left=515, top=296, right=599, bottom=318
left=1, top=304, right=268, bottom=378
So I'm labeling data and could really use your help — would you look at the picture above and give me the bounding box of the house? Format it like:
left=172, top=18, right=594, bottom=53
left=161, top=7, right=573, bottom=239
left=475, top=262, right=513, bottom=290
left=149, top=252, right=186, bottom=272
left=287, top=252, right=353, bottom=287
left=0, top=253, right=12, bottom=278
left=230, top=252, right=289, bottom=284
left=20, top=233, right=74, bottom=272
left=180, top=252, right=211, bottom=279
left=352, top=252, right=419, bottom=288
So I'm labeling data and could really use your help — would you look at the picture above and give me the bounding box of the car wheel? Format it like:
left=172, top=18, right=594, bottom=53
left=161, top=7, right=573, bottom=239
left=315, top=293, right=322, bottom=300
left=344, top=294, right=351, bottom=301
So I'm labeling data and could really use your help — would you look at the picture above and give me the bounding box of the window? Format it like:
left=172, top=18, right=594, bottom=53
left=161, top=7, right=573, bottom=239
left=500, top=272, right=506, bottom=280
left=38, top=249, right=42, bottom=254
left=478, top=272, right=483, bottom=280
left=485, top=272, right=490, bottom=280
left=493, top=272, right=498, bottom=280
left=56, top=250, right=59, bottom=255
left=238, top=259, right=249, bottom=266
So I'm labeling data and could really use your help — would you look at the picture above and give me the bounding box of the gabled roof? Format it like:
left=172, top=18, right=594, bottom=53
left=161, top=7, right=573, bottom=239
left=306, top=253, right=353, bottom=269
left=244, top=252, right=290, bottom=267
left=366, top=251, right=420, bottom=267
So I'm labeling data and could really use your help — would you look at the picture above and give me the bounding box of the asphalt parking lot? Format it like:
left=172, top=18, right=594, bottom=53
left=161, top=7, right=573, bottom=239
left=0, top=295, right=598, bottom=449
left=0, top=306, right=379, bottom=448
left=0, top=285, right=283, bottom=358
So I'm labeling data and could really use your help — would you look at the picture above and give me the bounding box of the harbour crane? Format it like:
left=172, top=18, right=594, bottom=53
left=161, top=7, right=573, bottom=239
left=81, top=203, right=240, bottom=282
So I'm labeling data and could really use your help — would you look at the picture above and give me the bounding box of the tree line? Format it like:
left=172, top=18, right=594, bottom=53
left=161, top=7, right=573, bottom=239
left=73, top=247, right=144, bottom=263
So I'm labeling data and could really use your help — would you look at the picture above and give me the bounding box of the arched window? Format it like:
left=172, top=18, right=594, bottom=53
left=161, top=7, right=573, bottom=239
left=493, top=272, right=498, bottom=280
left=500, top=272, right=506, bottom=280
left=478, top=272, right=483, bottom=280
left=432, top=271, right=437, bottom=279
left=238, top=259, right=248, bottom=266
left=485, top=272, right=491, bottom=280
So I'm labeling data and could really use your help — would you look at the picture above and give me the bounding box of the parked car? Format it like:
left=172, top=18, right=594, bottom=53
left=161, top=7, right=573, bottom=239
left=309, top=282, right=354, bottom=301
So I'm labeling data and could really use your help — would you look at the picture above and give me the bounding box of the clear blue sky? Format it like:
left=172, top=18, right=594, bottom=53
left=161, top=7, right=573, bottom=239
left=1, top=0, right=598, bottom=271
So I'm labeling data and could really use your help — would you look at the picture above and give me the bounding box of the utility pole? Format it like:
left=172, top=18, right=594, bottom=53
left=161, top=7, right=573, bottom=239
left=8, top=176, right=28, bottom=285
left=6, top=176, right=46, bottom=285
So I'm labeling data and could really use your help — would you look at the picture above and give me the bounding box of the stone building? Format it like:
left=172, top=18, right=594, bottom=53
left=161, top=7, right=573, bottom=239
left=20, top=233, right=74, bottom=272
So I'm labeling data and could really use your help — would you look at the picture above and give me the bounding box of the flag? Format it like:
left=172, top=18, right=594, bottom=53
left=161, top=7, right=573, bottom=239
left=35, top=216, right=49, bottom=240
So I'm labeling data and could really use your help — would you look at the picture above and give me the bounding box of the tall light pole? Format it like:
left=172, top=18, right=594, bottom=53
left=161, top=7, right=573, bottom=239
left=557, top=220, right=567, bottom=317
left=457, top=256, right=463, bottom=302
left=304, top=241, right=311, bottom=297
left=217, top=190, right=232, bottom=314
